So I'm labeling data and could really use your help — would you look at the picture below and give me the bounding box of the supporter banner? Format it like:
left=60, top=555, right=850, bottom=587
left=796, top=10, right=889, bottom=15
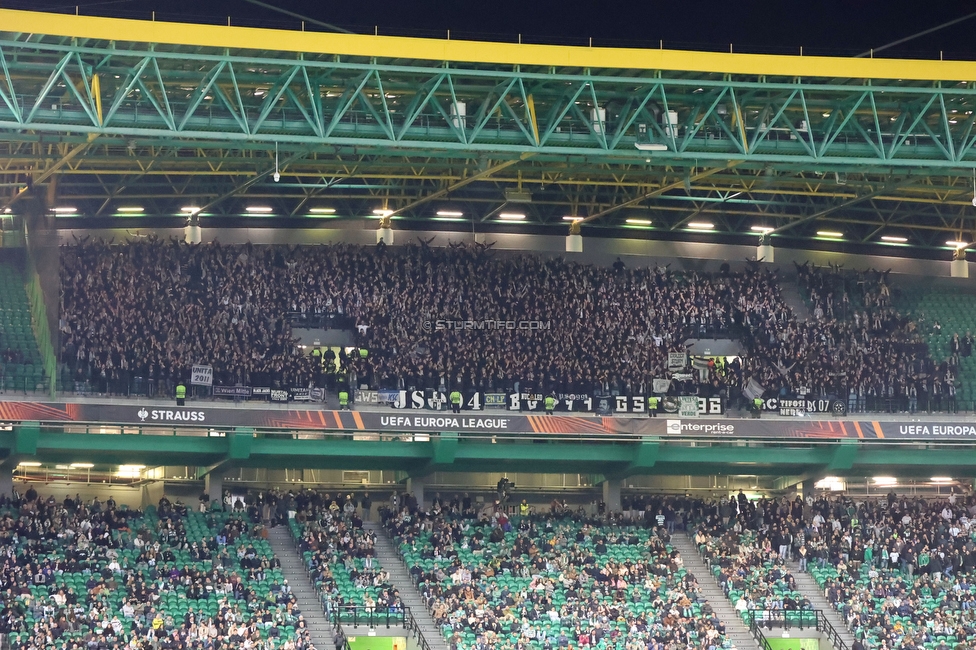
left=355, top=390, right=379, bottom=405
left=391, top=389, right=485, bottom=410
left=269, top=389, right=289, bottom=403
left=594, top=395, right=613, bottom=416
left=556, top=393, right=593, bottom=412
left=507, top=392, right=544, bottom=412
left=1, top=401, right=976, bottom=440
left=252, top=387, right=271, bottom=396
left=662, top=396, right=724, bottom=416
left=668, top=352, right=687, bottom=370
left=613, top=395, right=646, bottom=414
left=309, top=388, right=325, bottom=402
left=761, top=396, right=846, bottom=417
left=743, top=378, right=765, bottom=400
left=678, top=396, right=699, bottom=418
left=377, top=390, right=400, bottom=406
left=190, top=365, right=213, bottom=386
left=289, top=388, right=311, bottom=402
left=777, top=397, right=847, bottom=417
left=698, top=396, right=725, bottom=416
left=484, top=393, right=507, bottom=408
left=212, top=386, right=251, bottom=398
left=652, top=379, right=671, bottom=394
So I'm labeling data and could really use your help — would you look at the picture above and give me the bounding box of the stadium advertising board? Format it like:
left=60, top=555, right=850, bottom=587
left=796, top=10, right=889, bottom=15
left=0, top=401, right=969, bottom=440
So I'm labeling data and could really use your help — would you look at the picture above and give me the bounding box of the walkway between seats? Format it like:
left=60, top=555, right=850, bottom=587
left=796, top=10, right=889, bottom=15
left=365, top=521, right=450, bottom=650
left=671, top=533, right=761, bottom=650
left=790, top=562, right=858, bottom=649
left=267, top=526, right=337, bottom=650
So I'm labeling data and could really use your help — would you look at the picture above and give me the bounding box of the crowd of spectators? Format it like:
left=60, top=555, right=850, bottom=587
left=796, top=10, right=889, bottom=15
left=785, top=263, right=949, bottom=412
left=62, top=237, right=955, bottom=409
left=383, top=496, right=727, bottom=650
left=697, top=527, right=810, bottom=618
left=288, top=490, right=402, bottom=619
left=0, top=486, right=316, bottom=650
left=696, top=489, right=976, bottom=649
left=60, top=237, right=762, bottom=397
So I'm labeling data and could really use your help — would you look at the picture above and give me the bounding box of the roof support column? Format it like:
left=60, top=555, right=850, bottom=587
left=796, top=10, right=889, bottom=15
left=205, top=470, right=224, bottom=509
left=602, top=478, right=621, bottom=513
left=0, top=464, right=11, bottom=500
left=757, top=234, right=774, bottom=263
left=406, top=476, right=425, bottom=511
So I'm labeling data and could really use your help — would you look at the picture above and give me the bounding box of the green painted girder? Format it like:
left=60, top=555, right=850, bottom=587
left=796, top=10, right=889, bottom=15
left=3, top=37, right=976, bottom=169
left=850, top=447, right=976, bottom=468
left=9, top=426, right=976, bottom=475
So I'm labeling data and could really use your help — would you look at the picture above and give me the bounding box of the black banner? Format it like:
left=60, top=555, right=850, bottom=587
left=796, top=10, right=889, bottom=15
left=761, top=396, right=846, bottom=416
left=269, top=389, right=289, bottom=403
left=290, top=388, right=311, bottom=402
left=390, top=389, right=485, bottom=411
left=213, top=386, right=252, bottom=398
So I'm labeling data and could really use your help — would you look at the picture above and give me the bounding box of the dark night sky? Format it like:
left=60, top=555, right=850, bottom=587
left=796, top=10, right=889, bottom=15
left=7, top=0, right=976, bottom=59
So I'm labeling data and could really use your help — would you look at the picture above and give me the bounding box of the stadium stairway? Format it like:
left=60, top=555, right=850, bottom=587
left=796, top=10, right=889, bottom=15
left=790, top=563, right=858, bottom=649
left=267, top=525, right=338, bottom=650
left=365, top=521, right=449, bottom=650
left=779, top=277, right=813, bottom=322
left=671, top=533, right=761, bottom=650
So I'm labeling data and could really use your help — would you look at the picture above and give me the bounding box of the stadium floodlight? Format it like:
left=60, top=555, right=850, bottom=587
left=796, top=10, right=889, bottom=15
left=625, top=218, right=652, bottom=226
left=117, top=206, right=144, bottom=213
left=947, top=240, right=969, bottom=248
left=817, top=231, right=843, bottom=238
left=436, top=210, right=464, bottom=217
left=17, top=461, right=41, bottom=467
left=52, top=206, right=77, bottom=213
left=881, top=236, right=908, bottom=243
left=872, top=476, right=897, bottom=486
left=117, top=464, right=146, bottom=478
left=562, top=216, right=583, bottom=221
left=372, top=209, right=393, bottom=217
left=688, top=222, right=714, bottom=229
left=750, top=226, right=773, bottom=233
left=814, top=476, right=845, bottom=491
left=246, top=206, right=273, bottom=213
left=498, top=213, right=526, bottom=220
left=931, top=476, right=953, bottom=483
left=69, top=463, right=94, bottom=468
left=181, top=206, right=201, bottom=215
left=635, top=143, right=668, bottom=151
left=308, top=208, right=336, bottom=214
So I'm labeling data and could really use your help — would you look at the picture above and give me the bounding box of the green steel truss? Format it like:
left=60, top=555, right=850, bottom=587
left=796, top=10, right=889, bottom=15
left=3, top=29, right=976, bottom=247
left=4, top=37, right=976, bottom=167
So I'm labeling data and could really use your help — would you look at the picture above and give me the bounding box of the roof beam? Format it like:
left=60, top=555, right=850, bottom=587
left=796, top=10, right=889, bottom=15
left=580, top=161, right=740, bottom=224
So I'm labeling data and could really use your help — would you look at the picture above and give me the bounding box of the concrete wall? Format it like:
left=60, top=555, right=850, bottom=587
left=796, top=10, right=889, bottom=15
left=14, top=480, right=146, bottom=508
left=13, top=479, right=205, bottom=509
left=57, top=226, right=973, bottom=280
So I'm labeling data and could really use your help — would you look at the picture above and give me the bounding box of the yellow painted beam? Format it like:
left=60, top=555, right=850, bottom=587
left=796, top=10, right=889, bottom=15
left=4, top=9, right=976, bottom=82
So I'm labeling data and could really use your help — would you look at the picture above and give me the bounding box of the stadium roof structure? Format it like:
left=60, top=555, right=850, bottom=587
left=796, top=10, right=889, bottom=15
left=2, top=9, right=976, bottom=255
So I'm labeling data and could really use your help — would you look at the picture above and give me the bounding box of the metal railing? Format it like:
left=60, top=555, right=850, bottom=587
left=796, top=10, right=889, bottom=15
left=746, top=609, right=849, bottom=650
left=323, top=603, right=431, bottom=650
left=326, top=604, right=405, bottom=629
